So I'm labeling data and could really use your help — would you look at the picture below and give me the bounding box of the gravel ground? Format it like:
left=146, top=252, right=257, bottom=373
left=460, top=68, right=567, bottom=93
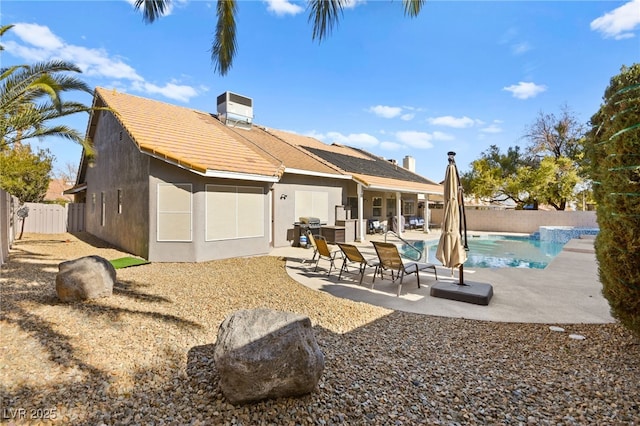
left=1, top=233, right=639, bottom=425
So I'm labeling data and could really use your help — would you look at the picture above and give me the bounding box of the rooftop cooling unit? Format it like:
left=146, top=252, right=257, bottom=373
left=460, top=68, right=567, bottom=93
left=217, top=91, right=253, bottom=130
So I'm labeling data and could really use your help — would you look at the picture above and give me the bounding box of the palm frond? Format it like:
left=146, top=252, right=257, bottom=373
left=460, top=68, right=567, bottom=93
left=0, top=24, right=15, bottom=51
left=308, top=0, right=344, bottom=41
left=212, top=0, right=237, bottom=76
left=134, top=0, right=170, bottom=23
left=403, top=0, right=426, bottom=17
left=18, top=124, right=85, bottom=144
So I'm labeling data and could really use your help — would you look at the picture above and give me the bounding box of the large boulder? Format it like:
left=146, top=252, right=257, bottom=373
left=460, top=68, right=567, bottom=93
left=213, top=308, right=325, bottom=405
left=56, top=255, right=116, bottom=302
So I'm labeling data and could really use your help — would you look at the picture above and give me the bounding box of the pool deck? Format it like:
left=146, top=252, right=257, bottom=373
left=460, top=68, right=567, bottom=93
left=269, top=230, right=615, bottom=324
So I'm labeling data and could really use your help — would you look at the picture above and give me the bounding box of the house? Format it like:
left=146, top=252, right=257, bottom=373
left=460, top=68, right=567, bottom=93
left=44, top=178, right=74, bottom=203
left=67, top=87, right=442, bottom=262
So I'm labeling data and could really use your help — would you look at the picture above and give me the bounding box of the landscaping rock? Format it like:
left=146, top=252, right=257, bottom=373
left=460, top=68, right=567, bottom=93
left=213, top=308, right=325, bottom=405
left=55, top=255, right=116, bottom=302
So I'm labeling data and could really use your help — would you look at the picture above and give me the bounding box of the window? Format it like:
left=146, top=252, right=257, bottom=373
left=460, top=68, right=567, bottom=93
left=403, top=200, right=415, bottom=216
left=117, top=189, right=122, bottom=214
left=206, top=185, right=264, bottom=240
left=347, top=197, right=359, bottom=219
left=101, top=192, right=106, bottom=226
left=372, top=197, right=382, bottom=217
left=91, top=193, right=96, bottom=213
left=295, top=190, right=329, bottom=223
left=386, top=198, right=397, bottom=217
left=157, top=183, right=192, bottom=241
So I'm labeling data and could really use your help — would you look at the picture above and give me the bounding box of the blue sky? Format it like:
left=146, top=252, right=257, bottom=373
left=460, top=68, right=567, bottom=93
left=2, top=0, right=639, bottom=182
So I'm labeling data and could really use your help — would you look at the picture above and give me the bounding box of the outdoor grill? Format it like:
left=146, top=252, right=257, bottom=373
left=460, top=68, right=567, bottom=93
left=299, top=216, right=321, bottom=234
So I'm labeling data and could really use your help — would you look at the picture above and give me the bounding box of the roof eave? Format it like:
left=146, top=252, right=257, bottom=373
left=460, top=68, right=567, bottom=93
left=284, top=168, right=352, bottom=180
left=364, top=184, right=443, bottom=195
left=143, top=149, right=279, bottom=183
left=203, top=169, right=279, bottom=183
left=63, top=183, right=87, bottom=195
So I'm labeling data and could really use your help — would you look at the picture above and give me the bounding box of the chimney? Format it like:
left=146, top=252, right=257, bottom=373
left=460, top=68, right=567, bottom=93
left=403, top=155, right=415, bottom=172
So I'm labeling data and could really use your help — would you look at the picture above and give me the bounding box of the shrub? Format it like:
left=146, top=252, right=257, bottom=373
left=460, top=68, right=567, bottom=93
left=586, top=64, right=640, bottom=336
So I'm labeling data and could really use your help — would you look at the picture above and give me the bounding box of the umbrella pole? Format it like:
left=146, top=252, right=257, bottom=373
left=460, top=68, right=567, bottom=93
left=459, top=265, right=465, bottom=285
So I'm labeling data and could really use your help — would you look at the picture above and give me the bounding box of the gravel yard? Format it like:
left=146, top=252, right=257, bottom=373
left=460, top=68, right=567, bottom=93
left=1, top=233, right=639, bottom=425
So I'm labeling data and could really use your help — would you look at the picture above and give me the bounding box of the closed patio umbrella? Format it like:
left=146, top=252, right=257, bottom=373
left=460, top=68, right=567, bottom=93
left=436, top=152, right=468, bottom=284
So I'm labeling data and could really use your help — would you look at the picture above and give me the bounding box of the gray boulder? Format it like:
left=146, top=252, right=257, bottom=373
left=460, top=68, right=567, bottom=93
left=214, top=308, right=325, bottom=405
left=56, top=255, right=116, bottom=302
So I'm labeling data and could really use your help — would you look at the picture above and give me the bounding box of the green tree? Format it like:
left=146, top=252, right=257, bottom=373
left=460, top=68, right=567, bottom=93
left=585, top=63, right=640, bottom=336
left=463, top=106, right=587, bottom=210
left=0, top=143, right=54, bottom=202
left=461, top=145, right=534, bottom=207
left=0, top=25, right=93, bottom=149
left=134, top=0, right=426, bottom=76
left=523, top=105, right=588, bottom=209
left=531, top=156, right=581, bottom=210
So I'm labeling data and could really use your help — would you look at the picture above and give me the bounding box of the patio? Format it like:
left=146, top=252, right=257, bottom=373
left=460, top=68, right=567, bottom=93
left=270, top=229, right=614, bottom=324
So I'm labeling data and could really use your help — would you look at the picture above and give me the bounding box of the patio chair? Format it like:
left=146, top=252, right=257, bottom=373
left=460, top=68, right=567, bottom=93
left=408, top=217, right=425, bottom=230
left=305, top=230, right=339, bottom=264
left=336, top=243, right=380, bottom=285
left=371, top=241, right=438, bottom=296
left=368, top=220, right=385, bottom=234
left=313, top=235, right=342, bottom=275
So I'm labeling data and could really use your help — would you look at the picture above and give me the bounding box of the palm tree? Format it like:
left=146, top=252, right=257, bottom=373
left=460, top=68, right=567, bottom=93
left=134, top=0, right=426, bottom=76
left=0, top=25, right=94, bottom=150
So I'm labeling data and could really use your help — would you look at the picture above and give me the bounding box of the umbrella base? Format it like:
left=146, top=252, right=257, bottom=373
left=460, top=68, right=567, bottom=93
left=430, top=281, right=493, bottom=306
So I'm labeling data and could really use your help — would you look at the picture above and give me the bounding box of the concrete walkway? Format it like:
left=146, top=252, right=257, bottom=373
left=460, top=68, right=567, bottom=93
left=269, top=230, right=614, bottom=324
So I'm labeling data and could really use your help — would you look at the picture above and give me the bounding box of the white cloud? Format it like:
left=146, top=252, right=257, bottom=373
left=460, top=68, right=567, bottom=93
left=130, top=81, right=198, bottom=103
left=303, top=130, right=326, bottom=140
left=427, top=115, right=478, bottom=128
left=395, top=131, right=434, bottom=149
left=4, top=22, right=199, bottom=103
left=480, top=124, right=503, bottom=134
left=368, top=105, right=403, bottom=119
left=591, top=0, right=640, bottom=40
left=326, top=131, right=379, bottom=148
left=9, top=23, right=63, bottom=50
left=380, top=141, right=403, bottom=151
left=342, top=0, right=366, bottom=9
left=503, top=81, right=547, bottom=99
left=400, top=113, right=415, bottom=121
left=65, top=45, right=143, bottom=81
left=432, top=131, right=454, bottom=141
left=264, top=0, right=304, bottom=16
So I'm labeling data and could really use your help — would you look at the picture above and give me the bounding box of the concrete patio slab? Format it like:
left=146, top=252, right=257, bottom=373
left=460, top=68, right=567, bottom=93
left=269, top=230, right=614, bottom=324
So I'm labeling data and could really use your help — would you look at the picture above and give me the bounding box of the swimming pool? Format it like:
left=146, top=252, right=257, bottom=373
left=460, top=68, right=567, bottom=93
left=402, top=235, right=566, bottom=269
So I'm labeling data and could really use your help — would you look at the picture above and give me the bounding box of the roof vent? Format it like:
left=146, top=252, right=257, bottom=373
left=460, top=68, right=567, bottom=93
left=217, top=91, right=253, bottom=130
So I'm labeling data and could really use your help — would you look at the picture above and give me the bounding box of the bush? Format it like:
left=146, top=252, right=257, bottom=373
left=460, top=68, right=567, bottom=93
left=586, top=64, right=640, bottom=336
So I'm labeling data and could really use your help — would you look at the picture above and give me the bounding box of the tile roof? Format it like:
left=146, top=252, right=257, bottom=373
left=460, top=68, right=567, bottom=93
left=228, top=126, right=344, bottom=176
left=269, top=131, right=442, bottom=194
left=88, top=88, right=442, bottom=195
left=94, top=88, right=283, bottom=179
left=297, top=146, right=442, bottom=194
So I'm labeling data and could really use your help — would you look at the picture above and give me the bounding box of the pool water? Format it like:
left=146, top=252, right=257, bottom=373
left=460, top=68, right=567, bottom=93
left=403, top=235, right=566, bottom=269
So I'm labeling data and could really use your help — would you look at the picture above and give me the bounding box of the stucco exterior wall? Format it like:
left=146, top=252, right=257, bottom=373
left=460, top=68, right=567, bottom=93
left=84, top=111, right=150, bottom=257
left=148, top=159, right=272, bottom=262
left=272, top=175, right=348, bottom=247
